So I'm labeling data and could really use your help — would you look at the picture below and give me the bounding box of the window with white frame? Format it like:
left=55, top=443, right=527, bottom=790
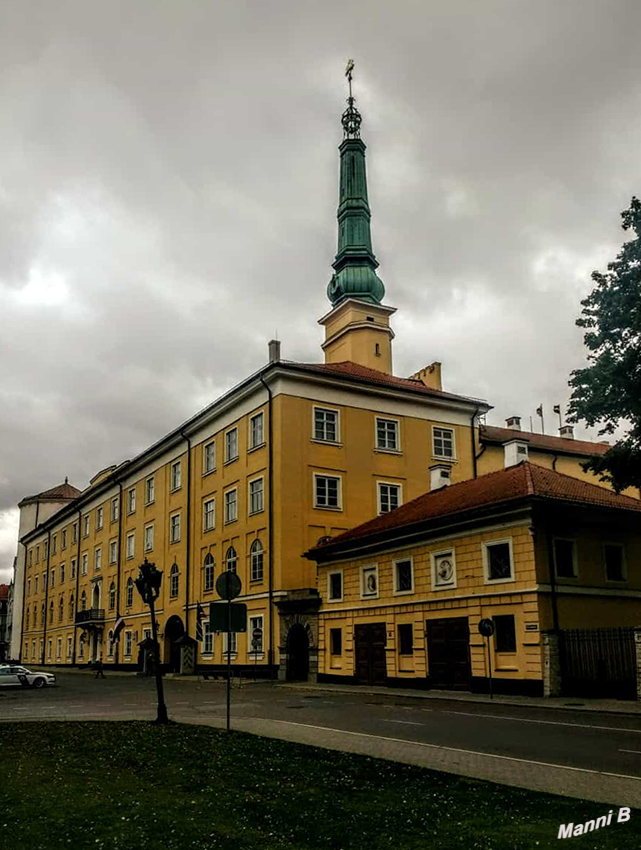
left=249, top=478, right=264, bottom=514
left=56, top=637, right=62, bottom=659
left=126, top=533, right=135, bottom=560
left=250, top=539, right=264, bottom=582
left=109, top=540, right=117, bottom=565
left=328, top=570, right=343, bottom=601
left=80, top=590, right=87, bottom=611
left=224, top=489, right=238, bottom=523
left=124, top=631, right=133, bottom=657
left=223, top=631, right=237, bottom=655
left=203, top=499, right=215, bottom=532
left=170, top=563, right=179, bottom=597
left=203, top=441, right=216, bottom=474
left=376, top=417, right=399, bottom=451
left=47, top=639, right=52, bottom=660
left=361, top=565, right=378, bottom=598
left=249, top=615, right=264, bottom=653
left=81, top=553, right=88, bottom=576
left=95, top=547, right=102, bottom=572
left=249, top=412, right=264, bottom=449
left=432, top=549, right=456, bottom=588
left=111, top=497, right=119, bottom=523
left=203, top=623, right=213, bottom=655
left=225, top=428, right=239, bottom=463
left=604, top=543, right=625, bottom=582
left=128, top=488, right=136, bottom=514
left=225, top=546, right=237, bottom=573
left=69, top=595, right=75, bottom=618
left=484, top=539, right=514, bottom=582
left=32, top=640, right=37, bottom=659
left=314, top=407, right=338, bottom=442
left=314, top=474, right=341, bottom=509
left=126, top=577, right=134, bottom=607
left=43, top=540, right=48, bottom=560
left=72, top=523, right=78, bottom=544
left=394, top=558, right=414, bottom=593
left=378, top=482, right=401, bottom=514
left=171, top=460, right=182, bottom=491
left=433, top=427, right=455, bottom=459
left=144, top=524, right=154, bottom=552
left=78, top=637, right=84, bottom=659
left=145, top=476, right=155, bottom=504
left=107, top=630, right=114, bottom=657
left=49, top=600, right=54, bottom=623
left=204, top=554, right=215, bottom=591
left=35, top=545, right=40, bottom=563
left=96, top=507, right=104, bottom=530
left=109, top=581, right=116, bottom=610
left=553, top=539, right=577, bottom=579
left=170, top=513, right=181, bottom=543
left=83, top=514, right=90, bottom=537
left=58, top=597, right=64, bottom=621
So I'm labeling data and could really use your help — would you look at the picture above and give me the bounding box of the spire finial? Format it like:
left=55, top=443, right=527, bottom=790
left=65, top=476, right=68, bottom=484
left=341, top=59, right=361, bottom=139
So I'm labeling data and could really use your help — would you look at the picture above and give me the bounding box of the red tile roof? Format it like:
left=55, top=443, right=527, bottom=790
left=306, top=462, right=641, bottom=557
left=287, top=361, right=488, bottom=407
left=19, top=481, right=82, bottom=506
left=480, top=424, right=610, bottom=458
left=0, top=585, right=8, bottom=601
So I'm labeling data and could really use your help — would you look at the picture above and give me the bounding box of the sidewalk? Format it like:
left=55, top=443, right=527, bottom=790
left=278, top=681, right=641, bottom=716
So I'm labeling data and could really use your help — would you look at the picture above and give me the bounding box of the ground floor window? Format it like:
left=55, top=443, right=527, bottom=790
left=398, top=623, right=413, bottom=655
left=124, top=631, right=133, bottom=658
left=494, top=615, right=516, bottom=652
left=47, top=639, right=52, bottom=660
left=56, top=638, right=62, bottom=659
left=78, top=638, right=85, bottom=659
left=67, top=637, right=73, bottom=658
left=249, top=615, right=264, bottom=654
left=23, top=642, right=28, bottom=660
left=203, top=623, right=213, bottom=655
left=223, top=632, right=237, bottom=656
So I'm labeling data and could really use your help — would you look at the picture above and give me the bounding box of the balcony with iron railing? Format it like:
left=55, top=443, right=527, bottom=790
left=75, top=608, right=105, bottom=625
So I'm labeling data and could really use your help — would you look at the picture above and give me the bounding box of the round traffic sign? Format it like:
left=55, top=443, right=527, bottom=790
left=252, top=627, right=262, bottom=640
left=478, top=618, right=495, bottom=637
left=216, top=571, right=242, bottom=600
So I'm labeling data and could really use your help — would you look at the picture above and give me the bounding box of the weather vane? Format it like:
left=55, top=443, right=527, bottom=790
left=341, top=58, right=361, bottom=139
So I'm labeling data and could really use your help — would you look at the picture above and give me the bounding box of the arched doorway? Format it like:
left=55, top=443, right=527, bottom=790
left=286, top=624, right=309, bottom=681
left=164, top=616, right=185, bottom=673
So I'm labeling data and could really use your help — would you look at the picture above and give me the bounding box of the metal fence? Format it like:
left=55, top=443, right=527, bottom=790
left=559, top=627, right=637, bottom=700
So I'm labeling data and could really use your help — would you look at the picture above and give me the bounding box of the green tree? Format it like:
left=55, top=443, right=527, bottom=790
left=568, top=197, right=641, bottom=493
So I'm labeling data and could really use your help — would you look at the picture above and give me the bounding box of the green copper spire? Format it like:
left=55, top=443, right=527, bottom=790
left=327, top=60, right=385, bottom=307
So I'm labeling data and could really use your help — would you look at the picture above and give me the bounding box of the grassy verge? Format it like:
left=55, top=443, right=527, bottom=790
left=0, top=721, right=637, bottom=850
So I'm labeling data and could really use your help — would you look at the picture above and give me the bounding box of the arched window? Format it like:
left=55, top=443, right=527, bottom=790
left=26, top=609, right=30, bottom=631
left=225, top=546, right=237, bottom=573
left=69, top=595, right=75, bottom=619
left=204, top=554, right=214, bottom=592
left=59, top=597, right=64, bottom=622
left=170, top=563, right=179, bottom=598
left=126, top=577, right=134, bottom=607
left=109, top=582, right=116, bottom=610
left=80, top=590, right=87, bottom=612
left=49, top=600, right=54, bottom=623
left=250, top=539, right=264, bottom=582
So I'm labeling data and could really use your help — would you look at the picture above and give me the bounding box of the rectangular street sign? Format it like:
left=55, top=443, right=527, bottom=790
left=209, top=602, right=247, bottom=633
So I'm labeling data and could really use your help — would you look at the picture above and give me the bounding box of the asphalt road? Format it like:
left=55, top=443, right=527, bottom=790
left=3, top=673, right=641, bottom=805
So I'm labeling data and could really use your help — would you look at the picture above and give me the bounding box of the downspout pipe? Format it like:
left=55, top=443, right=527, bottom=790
left=19, top=501, right=40, bottom=662
left=471, top=407, right=480, bottom=479
left=259, top=372, right=275, bottom=676
left=72, top=508, right=82, bottom=665
left=41, top=528, right=51, bottom=665
left=179, top=429, right=192, bottom=639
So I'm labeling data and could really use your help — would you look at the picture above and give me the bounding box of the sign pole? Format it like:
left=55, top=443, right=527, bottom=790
left=486, top=635, right=493, bottom=700
left=478, top=618, right=495, bottom=701
left=226, top=589, right=231, bottom=732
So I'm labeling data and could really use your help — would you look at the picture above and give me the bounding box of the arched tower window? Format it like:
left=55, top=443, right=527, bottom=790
left=250, top=540, right=264, bottom=582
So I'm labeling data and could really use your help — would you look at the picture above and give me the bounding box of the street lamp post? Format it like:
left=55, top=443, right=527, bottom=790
left=134, top=558, right=169, bottom=724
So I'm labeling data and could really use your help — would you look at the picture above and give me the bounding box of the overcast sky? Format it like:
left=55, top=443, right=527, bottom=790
left=2, top=0, right=640, bottom=583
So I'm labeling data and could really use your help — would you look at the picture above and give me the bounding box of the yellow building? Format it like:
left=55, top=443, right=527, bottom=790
left=306, top=462, right=641, bottom=697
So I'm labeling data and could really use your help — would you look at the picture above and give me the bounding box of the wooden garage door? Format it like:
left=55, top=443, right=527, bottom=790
left=425, top=617, right=471, bottom=690
left=354, top=623, right=387, bottom=685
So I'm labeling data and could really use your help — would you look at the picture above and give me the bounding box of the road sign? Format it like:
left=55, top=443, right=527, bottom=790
left=252, top=627, right=262, bottom=641
left=209, top=602, right=247, bottom=633
left=478, top=618, right=495, bottom=637
left=216, top=571, right=242, bottom=600
left=478, top=618, right=495, bottom=700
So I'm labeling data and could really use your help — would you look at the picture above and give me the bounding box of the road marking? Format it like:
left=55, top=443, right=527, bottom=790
left=620, top=749, right=641, bottom=755
left=382, top=719, right=423, bottom=726
left=422, top=707, right=641, bottom=735
left=252, top=718, right=641, bottom=783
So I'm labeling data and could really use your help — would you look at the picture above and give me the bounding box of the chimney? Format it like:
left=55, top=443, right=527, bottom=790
left=505, top=416, right=521, bottom=431
left=268, top=339, right=281, bottom=364
left=503, top=439, right=529, bottom=468
left=429, top=464, right=451, bottom=491
left=559, top=425, right=574, bottom=440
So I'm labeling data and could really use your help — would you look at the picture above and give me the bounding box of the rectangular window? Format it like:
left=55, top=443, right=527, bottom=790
left=203, top=442, right=216, bottom=474
left=554, top=539, right=577, bottom=579
left=224, top=489, right=238, bottom=524
left=225, top=428, right=239, bottom=463
left=111, top=497, right=119, bottom=523
left=126, top=533, right=135, bottom=559
left=72, top=523, right=78, bottom=544
left=27, top=579, right=31, bottom=595
left=29, top=549, right=33, bottom=567
left=109, top=541, right=117, bottom=565
left=203, top=499, right=215, bottom=532
left=328, top=571, right=343, bottom=601
left=145, top=476, right=155, bottom=505
left=170, top=514, right=181, bottom=543
left=330, top=628, right=342, bottom=655
left=494, top=615, right=517, bottom=652
left=398, top=623, right=414, bottom=655
left=144, top=525, right=154, bottom=552
left=604, top=544, right=625, bottom=581
left=249, top=615, right=264, bottom=653
left=43, top=540, right=48, bottom=560
left=36, top=546, right=40, bottom=563
left=128, top=488, right=136, bottom=514
left=171, top=460, right=182, bottom=491
left=83, top=515, right=90, bottom=537
left=433, top=427, right=455, bottom=459
left=50, top=569, right=55, bottom=588
left=124, top=631, right=133, bottom=657
left=249, top=478, right=264, bottom=514
left=52, top=535, right=57, bottom=555
left=62, top=529, right=67, bottom=550
left=485, top=540, right=513, bottom=582
left=47, top=639, right=52, bottom=660
left=203, top=623, right=213, bottom=655
left=67, top=636, right=72, bottom=658
left=223, top=631, right=237, bottom=655
left=81, top=553, right=88, bottom=576
left=378, top=482, right=401, bottom=514
left=249, top=412, right=264, bottom=449
left=56, top=638, right=62, bottom=659
left=96, top=507, right=104, bottom=530
left=94, top=548, right=102, bottom=572
left=314, top=474, right=341, bottom=509
left=376, top=417, right=399, bottom=451
left=78, top=639, right=84, bottom=660
left=60, top=563, right=65, bottom=583
left=70, top=558, right=77, bottom=579
left=314, top=407, right=338, bottom=442
left=394, top=558, right=413, bottom=593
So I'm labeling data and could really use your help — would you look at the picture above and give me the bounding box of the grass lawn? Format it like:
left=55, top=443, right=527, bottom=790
left=0, top=722, right=637, bottom=850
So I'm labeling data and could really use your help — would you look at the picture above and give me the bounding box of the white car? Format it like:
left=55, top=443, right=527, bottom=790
left=0, top=665, right=56, bottom=688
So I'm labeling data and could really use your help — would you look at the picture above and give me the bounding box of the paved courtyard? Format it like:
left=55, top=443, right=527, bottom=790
left=3, top=672, right=641, bottom=806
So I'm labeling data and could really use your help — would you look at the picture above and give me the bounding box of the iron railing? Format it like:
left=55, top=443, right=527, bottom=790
left=559, top=627, right=636, bottom=700
left=75, top=608, right=105, bottom=625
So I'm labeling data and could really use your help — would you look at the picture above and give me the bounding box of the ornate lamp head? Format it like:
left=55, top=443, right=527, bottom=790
left=342, top=58, right=362, bottom=139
